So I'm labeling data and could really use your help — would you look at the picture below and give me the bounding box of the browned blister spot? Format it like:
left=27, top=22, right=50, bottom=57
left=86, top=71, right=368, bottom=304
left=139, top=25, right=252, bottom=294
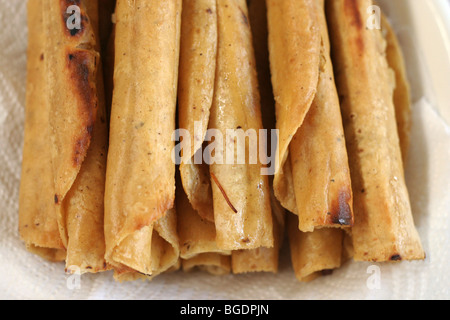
left=344, top=0, right=365, bottom=53
left=344, top=0, right=363, bottom=28
left=329, top=189, right=353, bottom=227
left=66, top=49, right=98, bottom=167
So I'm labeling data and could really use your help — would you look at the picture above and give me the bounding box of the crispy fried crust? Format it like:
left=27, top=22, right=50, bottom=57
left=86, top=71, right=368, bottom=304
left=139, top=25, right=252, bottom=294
left=267, top=0, right=321, bottom=211
left=209, top=0, right=273, bottom=251
left=104, top=0, right=182, bottom=275
left=19, top=0, right=66, bottom=260
left=287, top=0, right=354, bottom=232
left=288, top=213, right=343, bottom=282
left=327, top=0, right=424, bottom=262
left=178, top=0, right=217, bottom=222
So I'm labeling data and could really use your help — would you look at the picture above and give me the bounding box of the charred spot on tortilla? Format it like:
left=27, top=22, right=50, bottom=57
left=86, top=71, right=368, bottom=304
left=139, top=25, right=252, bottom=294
left=344, top=0, right=363, bottom=29
left=66, top=49, right=98, bottom=167
left=344, top=0, right=365, bottom=53
left=390, top=254, right=402, bottom=261
left=329, top=190, right=353, bottom=226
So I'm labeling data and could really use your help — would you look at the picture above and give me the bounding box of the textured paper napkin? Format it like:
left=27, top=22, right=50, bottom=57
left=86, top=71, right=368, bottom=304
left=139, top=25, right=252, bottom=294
left=0, top=0, right=449, bottom=299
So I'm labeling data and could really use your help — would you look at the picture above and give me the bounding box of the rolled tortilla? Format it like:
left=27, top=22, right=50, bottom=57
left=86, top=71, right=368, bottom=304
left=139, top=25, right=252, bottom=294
left=209, top=0, right=273, bottom=251
left=267, top=0, right=321, bottom=213
left=37, top=0, right=109, bottom=273
left=268, top=0, right=353, bottom=232
left=105, top=0, right=182, bottom=275
left=178, top=0, right=217, bottom=223
left=289, top=0, right=353, bottom=232
left=381, top=13, right=412, bottom=164
left=19, top=0, right=65, bottom=262
left=288, top=213, right=343, bottom=282
left=326, top=0, right=424, bottom=262
left=229, top=0, right=285, bottom=274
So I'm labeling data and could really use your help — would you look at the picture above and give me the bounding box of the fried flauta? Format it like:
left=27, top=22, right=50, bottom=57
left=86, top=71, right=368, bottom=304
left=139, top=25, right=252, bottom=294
left=105, top=0, right=182, bottom=275
left=381, top=13, right=412, bottom=164
left=267, top=0, right=321, bottom=212
left=64, top=0, right=109, bottom=273
left=31, top=0, right=109, bottom=273
left=230, top=0, right=286, bottom=275
left=209, top=0, right=273, bottom=251
left=290, top=0, right=353, bottom=232
left=288, top=213, right=343, bottom=282
left=19, top=0, right=65, bottom=262
left=178, top=0, right=217, bottom=222
left=268, top=0, right=353, bottom=232
left=327, top=0, right=424, bottom=262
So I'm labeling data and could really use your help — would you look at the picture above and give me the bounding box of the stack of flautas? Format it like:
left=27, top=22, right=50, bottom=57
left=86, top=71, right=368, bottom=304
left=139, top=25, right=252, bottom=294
left=177, top=0, right=281, bottom=275
left=266, top=0, right=424, bottom=282
left=19, top=0, right=424, bottom=284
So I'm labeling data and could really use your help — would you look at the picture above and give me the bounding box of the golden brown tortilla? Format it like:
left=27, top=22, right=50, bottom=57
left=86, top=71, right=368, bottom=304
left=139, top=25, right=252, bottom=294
left=267, top=0, right=321, bottom=212
left=288, top=0, right=354, bottom=232
left=21, top=0, right=109, bottom=273
left=104, top=0, right=182, bottom=276
left=178, top=0, right=217, bottom=223
left=209, top=0, right=273, bottom=251
left=288, top=213, right=343, bottom=282
left=19, top=0, right=66, bottom=262
left=327, top=0, right=424, bottom=262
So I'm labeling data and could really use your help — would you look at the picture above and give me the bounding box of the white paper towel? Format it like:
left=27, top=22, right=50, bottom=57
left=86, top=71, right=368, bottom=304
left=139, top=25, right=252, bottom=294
left=0, top=0, right=449, bottom=300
